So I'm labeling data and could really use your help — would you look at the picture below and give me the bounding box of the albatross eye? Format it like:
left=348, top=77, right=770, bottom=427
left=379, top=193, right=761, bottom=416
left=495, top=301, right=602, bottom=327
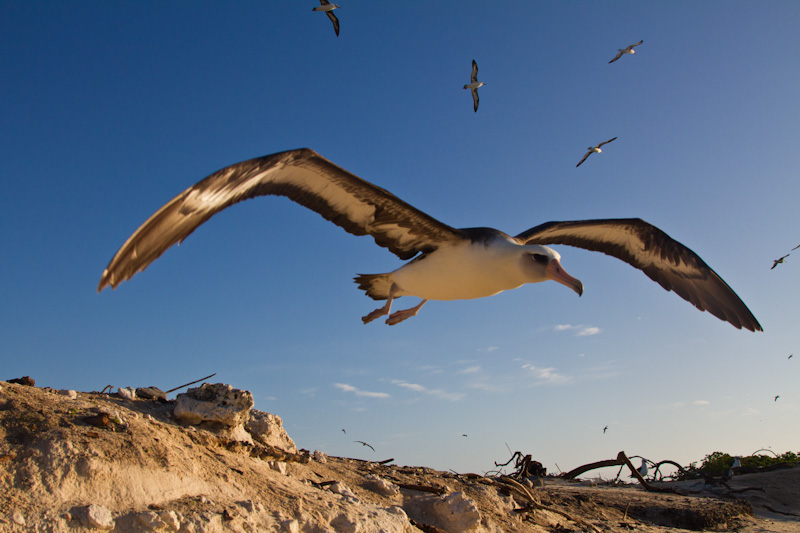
left=531, top=253, right=549, bottom=264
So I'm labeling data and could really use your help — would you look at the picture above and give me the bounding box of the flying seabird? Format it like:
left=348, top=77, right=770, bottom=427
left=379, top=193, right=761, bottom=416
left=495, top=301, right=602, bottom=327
left=609, top=40, right=643, bottom=64
left=789, top=354, right=793, bottom=360
left=463, top=60, right=485, bottom=112
left=341, top=428, right=346, bottom=434
left=771, top=254, right=789, bottom=269
left=603, top=425, right=608, bottom=434
left=576, top=137, right=617, bottom=167
left=312, top=0, right=340, bottom=37
left=355, top=440, right=375, bottom=451
left=97, top=148, right=762, bottom=332
left=774, top=395, right=780, bottom=402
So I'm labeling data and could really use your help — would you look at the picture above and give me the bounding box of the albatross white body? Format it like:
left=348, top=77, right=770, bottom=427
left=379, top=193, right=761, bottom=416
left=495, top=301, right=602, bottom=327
left=390, top=237, right=567, bottom=301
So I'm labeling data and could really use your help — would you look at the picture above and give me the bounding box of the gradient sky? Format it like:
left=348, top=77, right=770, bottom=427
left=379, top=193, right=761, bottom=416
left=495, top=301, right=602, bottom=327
left=2, top=1, right=798, bottom=475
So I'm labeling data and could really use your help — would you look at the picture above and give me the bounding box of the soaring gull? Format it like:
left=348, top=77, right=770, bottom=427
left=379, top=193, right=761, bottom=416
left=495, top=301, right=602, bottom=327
left=312, top=0, right=340, bottom=37
left=576, top=137, right=617, bottom=167
left=609, top=40, right=643, bottom=64
left=98, top=148, right=762, bottom=332
left=771, top=254, right=789, bottom=269
left=463, top=60, right=485, bottom=112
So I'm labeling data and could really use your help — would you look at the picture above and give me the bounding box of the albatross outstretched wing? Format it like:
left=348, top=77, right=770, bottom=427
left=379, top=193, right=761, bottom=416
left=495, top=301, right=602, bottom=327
left=98, top=148, right=464, bottom=291
left=597, top=137, right=617, bottom=148
left=515, top=218, right=762, bottom=332
left=575, top=151, right=592, bottom=167
left=326, top=10, right=340, bottom=37
left=608, top=50, right=624, bottom=64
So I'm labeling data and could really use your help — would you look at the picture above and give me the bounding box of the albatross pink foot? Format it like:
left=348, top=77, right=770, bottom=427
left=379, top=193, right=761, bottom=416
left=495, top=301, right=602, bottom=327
left=386, top=299, right=428, bottom=326
left=362, top=284, right=399, bottom=324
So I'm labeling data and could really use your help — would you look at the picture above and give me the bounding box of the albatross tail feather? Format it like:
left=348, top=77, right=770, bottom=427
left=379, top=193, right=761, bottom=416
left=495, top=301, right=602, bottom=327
left=354, top=273, right=395, bottom=301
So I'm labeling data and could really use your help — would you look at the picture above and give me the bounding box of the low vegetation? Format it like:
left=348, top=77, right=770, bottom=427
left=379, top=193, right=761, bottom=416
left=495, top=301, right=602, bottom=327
left=678, top=451, right=800, bottom=479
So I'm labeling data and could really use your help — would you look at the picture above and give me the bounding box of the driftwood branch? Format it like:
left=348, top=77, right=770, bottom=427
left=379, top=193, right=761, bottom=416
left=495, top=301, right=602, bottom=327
left=166, top=373, right=217, bottom=394
left=396, top=482, right=447, bottom=495
left=562, top=451, right=678, bottom=493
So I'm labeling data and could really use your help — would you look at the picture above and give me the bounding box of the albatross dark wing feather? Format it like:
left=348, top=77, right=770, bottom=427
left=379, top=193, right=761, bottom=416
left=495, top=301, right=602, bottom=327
left=98, top=148, right=463, bottom=291
left=515, top=218, right=761, bottom=332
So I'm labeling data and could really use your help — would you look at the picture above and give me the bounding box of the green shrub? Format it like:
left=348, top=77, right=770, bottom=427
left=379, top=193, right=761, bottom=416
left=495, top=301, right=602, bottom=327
left=678, top=450, right=799, bottom=480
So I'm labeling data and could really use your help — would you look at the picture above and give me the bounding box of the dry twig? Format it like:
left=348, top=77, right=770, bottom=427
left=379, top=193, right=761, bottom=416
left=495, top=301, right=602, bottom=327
left=165, top=373, right=217, bottom=394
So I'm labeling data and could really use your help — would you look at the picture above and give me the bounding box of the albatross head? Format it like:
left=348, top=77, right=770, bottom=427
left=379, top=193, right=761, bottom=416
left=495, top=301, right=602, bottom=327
left=524, top=245, right=583, bottom=296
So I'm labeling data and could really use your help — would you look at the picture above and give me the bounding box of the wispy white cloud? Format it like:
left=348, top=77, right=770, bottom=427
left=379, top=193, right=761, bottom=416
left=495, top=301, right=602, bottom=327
left=416, top=364, right=444, bottom=375
left=390, top=379, right=464, bottom=401
left=466, top=382, right=509, bottom=393
left=458, top=365, right=481, bottom=374
left=521, top=364, right=572, bottom=385
left=333, top=383, right=390, bottom=398
left=393, top=381, right=426, bottom=392
left=693, top=400, right=710, bottom=406
left=554, top=324, right=601, bottom=336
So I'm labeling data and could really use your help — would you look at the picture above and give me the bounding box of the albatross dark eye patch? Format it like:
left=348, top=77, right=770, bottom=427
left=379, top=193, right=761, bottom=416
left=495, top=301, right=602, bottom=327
left=531, top=253, right=549, bottom=264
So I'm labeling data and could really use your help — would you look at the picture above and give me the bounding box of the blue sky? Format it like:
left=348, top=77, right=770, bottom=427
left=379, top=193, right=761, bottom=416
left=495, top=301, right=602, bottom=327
left=2, top=1, right=798, bottom=474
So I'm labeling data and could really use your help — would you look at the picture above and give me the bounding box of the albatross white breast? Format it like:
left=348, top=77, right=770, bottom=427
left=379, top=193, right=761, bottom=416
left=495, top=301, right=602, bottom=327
left=98, top=148, right=762, bottom=332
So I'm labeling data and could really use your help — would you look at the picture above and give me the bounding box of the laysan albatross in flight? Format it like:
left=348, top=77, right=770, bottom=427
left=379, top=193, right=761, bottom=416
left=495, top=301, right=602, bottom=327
left=98, top=148, right=762, bottom=332
left=312, top=0, right=340, bottom=37
left=576, top=137, right=617, bottom=167
left=609, top=40, right=643, bottom=64
left=463, top=60, right=485, bottom=112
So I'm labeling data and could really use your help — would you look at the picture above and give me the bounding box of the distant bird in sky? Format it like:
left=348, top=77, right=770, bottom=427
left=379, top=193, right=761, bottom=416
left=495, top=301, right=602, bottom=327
left=355, top=440, right=375, bottom=451
left=576, top=137, right=617, bottom=167
left=609, top=40, right=643, bottom=64
left=789, top=354, right=793, bottom=360
left=603, top=425, right=608, bottom=434
left=771, top=254, right=789, bottom=269
left=98, top=148, right=762, bottom=332
left=774, top=395, right=780, bottom=402
left=341, top=428, right=346, bottom=434
left=312, top=0, right=340, bottom=37
left=463, top=60, right=485, bottom=112
left=462, top=434, right=468, bottom=437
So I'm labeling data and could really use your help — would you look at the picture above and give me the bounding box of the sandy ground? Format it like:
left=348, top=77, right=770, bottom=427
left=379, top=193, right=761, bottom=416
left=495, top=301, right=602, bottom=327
left=1, top=380, right=798, bottom=532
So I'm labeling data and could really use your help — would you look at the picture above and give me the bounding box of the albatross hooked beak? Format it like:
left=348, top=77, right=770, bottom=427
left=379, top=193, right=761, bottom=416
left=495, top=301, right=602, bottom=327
left=547, top=259, right=583, bottom=296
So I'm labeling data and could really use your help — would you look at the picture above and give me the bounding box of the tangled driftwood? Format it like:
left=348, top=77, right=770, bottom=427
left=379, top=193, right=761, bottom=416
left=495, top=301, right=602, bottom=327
left=488, top=451, right=547, bottom=479
left=562, top=451, right=679, bottom=493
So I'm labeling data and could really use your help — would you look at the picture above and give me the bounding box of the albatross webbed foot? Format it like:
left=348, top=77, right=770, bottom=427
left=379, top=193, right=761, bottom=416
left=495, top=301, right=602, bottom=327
left=362, top=283, right=399, bottom=324
left=386, top=299, right=428, bottom=326
left=362, top=303, right=391, bottom=324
